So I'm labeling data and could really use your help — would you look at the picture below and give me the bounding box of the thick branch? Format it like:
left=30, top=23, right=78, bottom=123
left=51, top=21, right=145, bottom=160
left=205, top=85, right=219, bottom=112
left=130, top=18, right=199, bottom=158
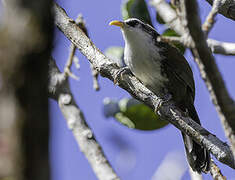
left=182, top=0, right=235, bottom=157
left=53, top=3, right=235, bottom=169
left=48, top=58, right=119, bottom=180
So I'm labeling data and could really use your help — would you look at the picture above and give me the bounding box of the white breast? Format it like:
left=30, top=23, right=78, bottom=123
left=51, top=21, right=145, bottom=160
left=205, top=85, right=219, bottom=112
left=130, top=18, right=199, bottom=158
left=123, top=28, right=168, bottom=93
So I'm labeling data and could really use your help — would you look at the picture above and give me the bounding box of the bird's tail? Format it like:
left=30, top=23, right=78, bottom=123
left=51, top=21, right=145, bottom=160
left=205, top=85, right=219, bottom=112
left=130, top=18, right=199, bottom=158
left=181, top=103, right=211, bottom=173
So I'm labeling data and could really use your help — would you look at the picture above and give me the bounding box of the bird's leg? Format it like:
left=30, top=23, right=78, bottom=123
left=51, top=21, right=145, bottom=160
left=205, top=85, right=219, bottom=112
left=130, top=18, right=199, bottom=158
left=154, top=93, right=172, bottom=114
left=113, top=66, right=132, bottom=85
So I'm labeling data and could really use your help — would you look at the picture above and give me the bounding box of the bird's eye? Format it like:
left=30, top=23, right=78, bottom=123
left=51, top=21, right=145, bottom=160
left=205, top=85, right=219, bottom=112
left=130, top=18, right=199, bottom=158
left=126, top=20, right=139, bottom=27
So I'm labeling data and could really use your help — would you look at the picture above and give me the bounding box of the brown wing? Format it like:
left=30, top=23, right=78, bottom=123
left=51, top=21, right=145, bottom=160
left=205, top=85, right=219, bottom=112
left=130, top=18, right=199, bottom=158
left=158, top=41, right=195, bottom=100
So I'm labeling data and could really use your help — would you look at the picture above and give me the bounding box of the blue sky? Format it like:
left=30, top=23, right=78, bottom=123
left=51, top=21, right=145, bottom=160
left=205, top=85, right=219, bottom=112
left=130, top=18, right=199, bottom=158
left=51, top=0, right=235, bottom=179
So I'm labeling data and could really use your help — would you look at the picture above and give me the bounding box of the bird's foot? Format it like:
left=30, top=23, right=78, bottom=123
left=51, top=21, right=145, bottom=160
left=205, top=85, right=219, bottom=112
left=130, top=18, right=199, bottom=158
left=154, top=94, right=172, bottom=114
left=183, top=108, right=189, bottom=117
left=113, top=67, right=132, bottom=85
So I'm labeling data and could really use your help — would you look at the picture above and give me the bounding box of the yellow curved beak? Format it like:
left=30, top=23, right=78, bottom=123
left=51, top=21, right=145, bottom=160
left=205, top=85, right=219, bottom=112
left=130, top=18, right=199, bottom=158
left=109, top=20, right=124, bottom=28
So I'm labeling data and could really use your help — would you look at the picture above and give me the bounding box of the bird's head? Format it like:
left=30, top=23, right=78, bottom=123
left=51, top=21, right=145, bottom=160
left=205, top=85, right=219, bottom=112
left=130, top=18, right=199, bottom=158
left=109, top=18, right=159, bottom=46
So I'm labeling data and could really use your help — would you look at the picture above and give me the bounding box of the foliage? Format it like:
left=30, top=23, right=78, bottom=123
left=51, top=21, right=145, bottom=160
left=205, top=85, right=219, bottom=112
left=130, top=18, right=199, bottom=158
left=104, top=98, right=169, bottom=130
left=122, top=0, right=152, bottom=25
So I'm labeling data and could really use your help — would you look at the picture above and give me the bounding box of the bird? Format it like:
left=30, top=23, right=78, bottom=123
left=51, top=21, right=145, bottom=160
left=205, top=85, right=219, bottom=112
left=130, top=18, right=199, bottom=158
left=109, top=18, right=210, bottom=173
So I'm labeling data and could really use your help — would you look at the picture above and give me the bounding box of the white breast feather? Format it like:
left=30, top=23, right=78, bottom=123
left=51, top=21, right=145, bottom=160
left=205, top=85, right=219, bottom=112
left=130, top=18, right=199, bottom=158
left=123, top=28, right=168, bottom=92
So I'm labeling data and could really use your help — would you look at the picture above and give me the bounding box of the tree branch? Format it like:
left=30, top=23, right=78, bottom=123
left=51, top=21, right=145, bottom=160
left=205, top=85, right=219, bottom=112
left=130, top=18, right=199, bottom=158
left=150, top=0, right=235, bottom=56
left=48, top=58, right=119, bottom=180
left=63, top=15, right=85, bottom=80
left=207, top=39, right=235, bottom=55
left=210, top=159, right=226, bottom=180
left=53, top=2, right=235, bottom=169
left=64, top=43, right=79, bottom=80
left=205, top=0, right=235, bottom=21
left=150, top=0, right=184, bottom=34
left=202, top=0, right=220, bottom=35
left=181, top=0, right=235, bottom=157
left=159, top=36, right=235, bottom=56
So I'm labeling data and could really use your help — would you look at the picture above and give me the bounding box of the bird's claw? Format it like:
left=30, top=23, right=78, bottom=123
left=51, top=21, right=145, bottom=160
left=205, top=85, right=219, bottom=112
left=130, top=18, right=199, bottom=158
left=114, top=67, right=131, bottom=85
left=183, top=108, right=189, bottom=117
left=154, top=99, right=164, bottom=114
left=154, top=94, right=172, bottom=114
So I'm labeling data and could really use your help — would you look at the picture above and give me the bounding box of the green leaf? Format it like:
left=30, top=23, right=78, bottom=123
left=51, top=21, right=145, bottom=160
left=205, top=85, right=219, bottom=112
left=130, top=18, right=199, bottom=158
left=116, top=98, right=169, bottom=130
left=122, top=0, right=152, bottom=26
left=162, top=29, right=186, bottom=54
left=104, top=46, right=124, bottom=67
left=162, top=29, right=179, bottom=36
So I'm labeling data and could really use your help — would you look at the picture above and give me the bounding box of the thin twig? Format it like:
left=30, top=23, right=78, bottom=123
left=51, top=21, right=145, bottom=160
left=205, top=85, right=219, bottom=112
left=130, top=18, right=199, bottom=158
left=202, top=0, right=220, bottom=35
left=210, top=159, right=226, bottom=180
left=157, top=36, right=183, bottom=44
left=53, top=2, right=235, bottom=169
left=48, top=58, right=119, bottom=180
left=63, top=43, right=78, bottom=80
left=63, top=15, right=86, bottom=80
left=159, top=36, right=235, bottom=56
left=75, top=14, right=100, bottom=91
left=157, top=35, right=193, bottom=48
